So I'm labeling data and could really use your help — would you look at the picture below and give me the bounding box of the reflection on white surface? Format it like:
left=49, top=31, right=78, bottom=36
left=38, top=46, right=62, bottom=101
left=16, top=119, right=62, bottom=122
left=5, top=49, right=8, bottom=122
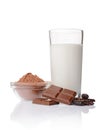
left=10, top=101, right=95, bottom=129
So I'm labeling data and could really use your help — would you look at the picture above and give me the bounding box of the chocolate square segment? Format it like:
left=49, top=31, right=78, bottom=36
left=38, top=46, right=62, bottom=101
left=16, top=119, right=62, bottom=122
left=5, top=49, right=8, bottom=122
left=61, top=89, right=77, bottom=97
left=56, top=93, right=73, bottom=105
left=56, top=89, right=76, bottom=104
left=42, top=85, right=63, bottom=98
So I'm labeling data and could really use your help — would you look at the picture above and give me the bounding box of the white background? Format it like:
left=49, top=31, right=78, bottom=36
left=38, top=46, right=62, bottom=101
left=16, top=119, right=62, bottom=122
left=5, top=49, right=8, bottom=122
left=0, top=0, right=106, bottom=130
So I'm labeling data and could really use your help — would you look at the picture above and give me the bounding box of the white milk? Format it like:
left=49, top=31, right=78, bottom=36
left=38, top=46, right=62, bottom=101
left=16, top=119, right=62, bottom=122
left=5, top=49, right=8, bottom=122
left=50, top=44, right=83, bottom=95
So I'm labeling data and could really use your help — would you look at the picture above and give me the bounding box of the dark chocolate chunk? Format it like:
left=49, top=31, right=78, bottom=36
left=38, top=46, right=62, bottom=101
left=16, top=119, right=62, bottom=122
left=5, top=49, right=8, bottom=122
left=32, top=98, right=59, bottom=105
left=89, top=101, right=94, bottom=105
left=88, top=99, right=95, bottom=102
left=73, top=98, right=95, bottom=106
left=82, top=101, right=94, bottom=105
left=73, top=98, right=85, bottom=106
left=82, top=94, right=89, bottom=99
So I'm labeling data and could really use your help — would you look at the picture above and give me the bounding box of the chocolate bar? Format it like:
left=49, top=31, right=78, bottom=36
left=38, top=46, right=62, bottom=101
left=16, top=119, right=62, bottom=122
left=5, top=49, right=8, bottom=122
left=32, top=98, right=59, bottom=105
left=42, top=85, right=77, bottom=105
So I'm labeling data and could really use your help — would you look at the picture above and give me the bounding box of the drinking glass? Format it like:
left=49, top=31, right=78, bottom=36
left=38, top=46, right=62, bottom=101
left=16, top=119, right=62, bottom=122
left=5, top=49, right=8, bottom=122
left=49, top=29, right=83, bottom=96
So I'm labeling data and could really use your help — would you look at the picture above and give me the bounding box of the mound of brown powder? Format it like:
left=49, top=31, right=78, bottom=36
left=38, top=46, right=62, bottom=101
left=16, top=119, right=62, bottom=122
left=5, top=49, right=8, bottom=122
left=17, top=73, right=44, bottom=83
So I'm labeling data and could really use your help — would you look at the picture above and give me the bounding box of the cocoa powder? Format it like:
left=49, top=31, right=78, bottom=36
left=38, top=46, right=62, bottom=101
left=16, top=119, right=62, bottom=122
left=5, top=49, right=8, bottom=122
left=13, top=73, right=45, bottom=100
left=17, top=73, right=44, bottom=83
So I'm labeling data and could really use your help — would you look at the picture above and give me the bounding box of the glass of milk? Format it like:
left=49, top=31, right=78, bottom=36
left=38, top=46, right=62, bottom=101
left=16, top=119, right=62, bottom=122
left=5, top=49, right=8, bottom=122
left=49, top=29, right=83, bottom=96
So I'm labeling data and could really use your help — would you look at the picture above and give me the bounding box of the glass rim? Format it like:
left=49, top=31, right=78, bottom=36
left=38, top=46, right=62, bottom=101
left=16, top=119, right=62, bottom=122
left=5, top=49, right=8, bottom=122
left=49, top=28, right=83, bottom=33
left=49, top=28, right=83, bottom=44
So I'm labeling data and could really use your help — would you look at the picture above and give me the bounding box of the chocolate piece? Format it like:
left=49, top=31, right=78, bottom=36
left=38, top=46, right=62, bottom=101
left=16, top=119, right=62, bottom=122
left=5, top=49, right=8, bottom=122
left=83, top=101, right=94, bottom=105
left=73, top=98, right=95, bottom=106
left=61, top=89, right=77, bottom=97
left=72, top=98, right=85, bottom=106
left=56, top=93, right=74, bottom=105
left=82, top=94, right=89, bottom=99
left=56, top=89, right=76, bottom=104
left=42, top=85, right=76, bottom=105
left=32, top=98, right=59, bottom=105
left=88, top=99, right=95, bottom=102
left=42, top=85, right=63, bottom=99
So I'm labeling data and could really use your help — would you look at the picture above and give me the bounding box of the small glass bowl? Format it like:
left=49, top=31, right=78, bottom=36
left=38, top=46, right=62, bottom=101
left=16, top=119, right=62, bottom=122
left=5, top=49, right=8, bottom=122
left=10, top=82, right=50, bottom=100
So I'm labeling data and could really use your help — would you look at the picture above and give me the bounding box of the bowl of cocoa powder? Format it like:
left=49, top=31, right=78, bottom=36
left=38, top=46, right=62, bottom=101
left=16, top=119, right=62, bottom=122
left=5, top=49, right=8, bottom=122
left=10, top=73, right=49, bottom=100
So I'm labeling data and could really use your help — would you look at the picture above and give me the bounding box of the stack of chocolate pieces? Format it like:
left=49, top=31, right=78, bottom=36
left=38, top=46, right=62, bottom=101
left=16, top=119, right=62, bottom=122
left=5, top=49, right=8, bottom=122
left=73, top=94, right=95, bottom=106
left=32, top=85, right=95, bottom=106
left=42, top=85, right=76, bottom=105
